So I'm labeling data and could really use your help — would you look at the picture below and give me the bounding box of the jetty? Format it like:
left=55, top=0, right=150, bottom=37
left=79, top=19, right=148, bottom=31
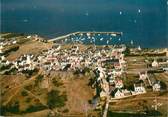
left=48, top=31, right=123, bottom=43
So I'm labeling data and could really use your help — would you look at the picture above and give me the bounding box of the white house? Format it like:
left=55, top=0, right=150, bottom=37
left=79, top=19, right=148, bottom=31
left=152, top=81, right=161, bottom=91
left=114, top=89, right=124, bottom=98
left=26, top=55, right=32, bottom=64
left=1, top=56, right=6, bottom=61
left=27, top=36, right=31, bottom=39
left=152, top=59, right=159, bottom=67
left=134, top=84, right=146, bottom=94
left=5, top=60, right=10, bottom=65
left=138, top=46, right=142, bottom=51
left=12, top=41, right=17, bottom=44
left=0, top=45, right=4, bottom=54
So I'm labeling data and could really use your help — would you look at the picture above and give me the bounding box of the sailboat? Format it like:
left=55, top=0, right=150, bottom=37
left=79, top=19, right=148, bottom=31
left=131, top=40, right=134, bottom=45
left=107, top=40, right=109, bottom=44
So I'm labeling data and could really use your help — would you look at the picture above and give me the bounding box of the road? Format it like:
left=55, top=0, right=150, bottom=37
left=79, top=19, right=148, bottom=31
left=103, top=96, right=110, bottom=117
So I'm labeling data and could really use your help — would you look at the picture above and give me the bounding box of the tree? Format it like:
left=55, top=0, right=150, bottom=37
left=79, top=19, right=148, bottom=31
left=123, top=46, right=130, bottom=56
left=35, top=74, right=44, bottom=86
left=47, top=90, right=67, bottom=109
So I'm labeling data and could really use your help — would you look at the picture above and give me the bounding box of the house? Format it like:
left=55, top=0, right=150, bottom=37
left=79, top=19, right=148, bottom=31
left=115, top=80, right=123, bottom=89
left=164, top=48, right=168, bottom=57
left=109, top=76, right=115, bottom=85
left=26, top=55, right=32, bottom=64
left=152, top=59, right=159, bottom=67
left=71, top=45, right=79, bottom=54
left=0, top=49, right=3, bottom=54
left=114, top=62, right=121, bottom=69
left=12, top=40, right=17, bottom=44
left=0, top=45, right=4, bottom=54
left=119, top=59, right=126, bottom=67
left=114, top=89, right=124, bottom=98
left=112, top=70, right=122, bottom=77
left=138, top=46, right=142, bottom=51
left=5, top=60, right=10, bottom=65
left=134, top=83, right=146, bottom=94
left=148, top=74, right=161, bottom=91
left=139, top=71, right=148, bottom=81
left=1, top=56, right=6, bottom=61
left=153, top=81, right=161, bottom=91
left=147, top=74, right=157, bottom=86
left=163, top=67, right=168, bottom=72
left=27, top=36, right=31, bottom=39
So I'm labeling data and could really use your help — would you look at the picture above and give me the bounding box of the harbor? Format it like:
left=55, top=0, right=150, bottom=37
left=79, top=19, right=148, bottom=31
left=48, top=31, right=123, bottom=44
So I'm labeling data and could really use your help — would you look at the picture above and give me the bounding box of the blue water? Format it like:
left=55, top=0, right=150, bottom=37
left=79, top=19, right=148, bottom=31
left=1, top=0, right=168, bottom=48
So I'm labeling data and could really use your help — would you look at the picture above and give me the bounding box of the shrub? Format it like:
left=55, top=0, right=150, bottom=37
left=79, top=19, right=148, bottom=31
left=25, top=97, right=32, bottom=103
left=21, top=91, right=28, bottom=96
left=47, top=90, right=67, bottom=109
left=24, top=84, right=33, bottom=91
left=123, top=47, right=130, bottom=56
left=35, top=74, right=44, bottom=86
left=62, top=108, right=69, bottom=113
left=52, top=78, right=63, bottom=87
left=24, top=104, right=47, bottom=113
left=0, top=65, right=11, bottom=71
left=17, top=38, right=29, bottom=44
left=22, top=68, right=39, bottom=78
left=1, top=101, right=20, bottom=115
left=4, top=45, right=19, bottom=55
left=3, top=33, right=24, bottom=39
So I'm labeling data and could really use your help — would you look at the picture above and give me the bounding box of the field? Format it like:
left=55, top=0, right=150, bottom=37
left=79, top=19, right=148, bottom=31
left=0, top=70, right=96, bottom=116
left=109, top=56, right=168, bottom=117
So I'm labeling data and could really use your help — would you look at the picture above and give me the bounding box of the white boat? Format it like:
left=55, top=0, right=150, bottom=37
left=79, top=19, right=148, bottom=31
left=131, top=40, right=134, bottom=45
left=81, top=38, right=85, bottom=41
left=107, top=40, right=109, bottom=44
left=100, top=38, right=103, bottom=41
left=111, top=34, right=117, bottom=37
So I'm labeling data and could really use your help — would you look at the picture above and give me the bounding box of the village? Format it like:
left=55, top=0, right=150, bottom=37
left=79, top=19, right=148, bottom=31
left=0, top=33, right=168, bottom=117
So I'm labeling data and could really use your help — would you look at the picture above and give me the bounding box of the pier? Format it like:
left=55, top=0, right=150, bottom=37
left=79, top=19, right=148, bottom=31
left=48, top=31, right=123, bottom=43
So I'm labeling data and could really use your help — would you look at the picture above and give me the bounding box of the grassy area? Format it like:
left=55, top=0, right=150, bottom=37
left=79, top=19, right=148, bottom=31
left=3, top=45, right=19, bottom=55
left=108, top=111, right=147, bottom=117
left=6, top=40, right=52, bottom=61
left=1, top=33, right=24, bottom=39
left=109, top=93, right=168, bottom=117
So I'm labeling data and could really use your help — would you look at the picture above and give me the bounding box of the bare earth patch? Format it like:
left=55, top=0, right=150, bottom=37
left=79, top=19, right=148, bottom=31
left=63, top=76, right=94, bottom=114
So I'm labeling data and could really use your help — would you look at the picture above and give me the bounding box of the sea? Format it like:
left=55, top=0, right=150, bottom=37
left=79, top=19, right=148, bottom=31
left=1, top=0, right=168, bottom=48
